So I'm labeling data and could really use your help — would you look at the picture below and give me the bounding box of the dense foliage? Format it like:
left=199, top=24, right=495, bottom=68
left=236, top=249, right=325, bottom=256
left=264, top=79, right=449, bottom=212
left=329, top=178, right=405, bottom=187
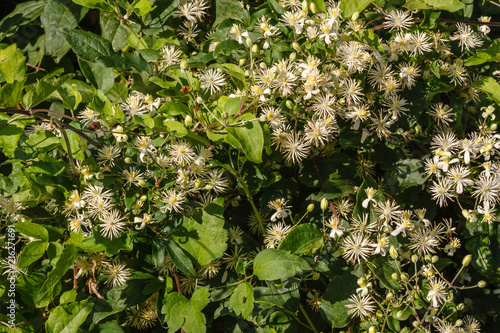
left=1, top=0, right=500, bottom=332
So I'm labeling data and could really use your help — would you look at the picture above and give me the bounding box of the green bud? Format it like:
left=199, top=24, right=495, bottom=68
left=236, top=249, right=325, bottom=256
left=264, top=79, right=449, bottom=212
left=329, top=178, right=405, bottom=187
left=244, top=70, right=250, bottom=77
left=411, top=254, right=418, bottom=263
left=251, top=44, right=258, bottom=53
left=307, top=203, right=315, bottom=212
left=456, top=303, right=465, bottom=311
left=125, top=157, right=132, bottom=164
left=425, top=255, right=431, bottom=262
left=368, top=327, right=376, bottom=333
left=312, top=271, right=320, bottom=280
left=390, top=245, right=398, bottom=259
left=246, top=37, right=253, bottom=47
left=180, top=59, right=188, bottom=70
left=376, top=310, right=383, bottom=319
left=320, top=198, right=328, bottom=211
left=302, top=0, right=308, bottom=13
left=286, top=100, right=294, bottom=109
left=221, top=111, right=228, bottom=119
left=386, top=292, right=394, bottom=300
left=239, top=58, right=246, bottom=67
left=309, top=2, right=318, bottom=13
left=491, top=123, right=498, bottom=131
left=140, top=195, right=148, bottom=201
left=462, top=209, right=470, bottom=218
left=400, top=272, right=409, bottom=282
left=391, top=273, right=399, bottom=281
left=292, top=42, right=302, bottom=53
left=478, top=280, right=487, bottom=288
left=396, top=310, right=404, bottom=318
left=259, top=114, right=267, bottom=122
left=455, top=320, right=463, bottom=327
left=184, top=115, right=193, bottom=127
left=95, top=172, right=104, bottom=180
left=138, top=179, right=147, bottom=188
left=462, top=254, right=472, bottom=267
left=289, top=52, right=297, bottom=62
left=351, top=11, right=359, bottom=21
left=431, top=255, right=439, bottom=263
left=412, top=321, right=420, bottom=328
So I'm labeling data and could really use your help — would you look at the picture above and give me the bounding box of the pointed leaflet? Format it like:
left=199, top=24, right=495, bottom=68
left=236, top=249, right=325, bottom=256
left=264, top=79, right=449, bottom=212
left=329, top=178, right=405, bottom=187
left=45, top=300, right=94, bottom=333
left=164, top=238, right=197, bottom=277
left=59, top=28, right=113, bottom=63
left=253, top=249, right=311, bottom=280
left=229, top=283, right=254, bottom=319
left=278, top=224, right=323, bottom=255
left=225, top=113, right=264, bottom=163
left=172, top=198, right=228, bottom=266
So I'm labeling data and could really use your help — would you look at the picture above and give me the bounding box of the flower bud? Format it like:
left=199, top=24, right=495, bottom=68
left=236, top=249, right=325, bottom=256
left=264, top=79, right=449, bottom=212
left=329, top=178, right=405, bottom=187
left=244, top=70, right=250, bottom=77
left=221, top=111, right=228, bottom=119
left=400, top=272, right=409, bottom=281
left=196, top=96, right=203, bottom=103
left=95, top=172, right=104, bottom=180
left=369, top=327, right=376, bottom=333
left=478, top=280, right=487, bottom=288
left=390, top=245, right=398, bottom=259
left=289, top=52, right=296, bottom=62
left=411, top=254, right=418, bottom=263
left=259, top=114, right=267, bottom=122
left=431, top=255, right=439, bottom=263
left=351, top=11, right=359, bottom=21
left=412, top=321, right=420, bottom=328
left=386, top=292, right=394, bottom=300
left=320, top=198, right=328, bottom=211
left=307, top=203, right=315, bottom=212
left=125, top=157, right=132, bottom=164
left=239, top=58, right=246, bottom=67
left=140, top=195, right=148, bottom=201
left=309, top=2, right=318, bottom=13
left=425, top=255, right=431, bottom=262
left=246, top=37, right=253, bottom=47
left=292, top=42, right=302, bottom=53
left=184, top=115, right=193, bottom=127
left=286, top=100, right=294, bottom=109
left=462, top=209, right=470, bottom=218
left=180, top=59, right=188, bottom=70
left=455, top=319, right=463, bottom=327
left=490, top=123, right=498, bottom=131
left=251, top=44, right=259, bottom=53
left=302, top=0, right=308, bottom=12
left=312, top=271, right=320, bottom=280
left=391, top=273, right=398, bottom=281
left=456, top=303, right=465, bottom=311
left=462, top=254, right=472, bottom=267
left=396, top=310, right=404, bottom=318
left=138, top=179, right=147, bottom=187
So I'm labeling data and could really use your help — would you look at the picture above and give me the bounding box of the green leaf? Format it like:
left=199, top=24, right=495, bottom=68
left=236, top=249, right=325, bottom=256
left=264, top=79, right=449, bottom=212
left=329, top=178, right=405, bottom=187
left=216, top=63, right=246, bottom=84
left=213, top=0, right=246, bottom=26
left=268, top=0, right=285, bottom=15
left=367, top=257, right=400, bottom=290
left=60, top=123, right=85, bottom=162
left=229, top=283, right=254, bottom=320
left=350, top=29, right=385, bottom=53
left=382, top=158, right=427, bottom=195
left=320, top=269, right=358, bottom=328
left=465, top=40, right=500, bottom=66
left=163, top=119, right=188, bottom=137
left=0, top=80, right=26, bottom=108
left=60, top=288, right=77, bottom=304
left=19, top=240, right=47, bottom=268
left=41, top=0, right=86, bottom=63
left=172, top=198, right=228, bottom=266
left=57, top=82, right=83, bottom=110
left=164, top=238, right=197, bottom=277
left=405, top=0, right=465, bottom=12
left=59, top=29, right=113, bottom=63
left=225, top=115, right=264, bottom=163
left=254, top=279, right=300, bottom=311
left=474, top=77, right=500, bottom=105
left=0, top=114, right=34, bottom=158
left=45, top=300, right=94, bottom=333
left=0, top=44, right=27, bottom=83
left=0, top=1, right=48, bottom=40
left=100, top=14, right=130, bottom=52
left=253, top=249, right=311, bottom=280
left=311, top=0, right=327, bottom=12
left=72, top=0, right=113, bottom=11
left=22, top=73, right=74, bottom=109
left=162, top=288, right=210, bottom=333
left=15, top=222, right=49, bottom=241
left=278, top=224, right=323, bottom=255
left=339, top=0, right=371, bottom=18
left=78, top=58, right=114, bottom=93
left=35, top=244, right=79, bottom=305
left=134, top=0, right=155, bottom=16
left=465, top=237, right=500, bottom=283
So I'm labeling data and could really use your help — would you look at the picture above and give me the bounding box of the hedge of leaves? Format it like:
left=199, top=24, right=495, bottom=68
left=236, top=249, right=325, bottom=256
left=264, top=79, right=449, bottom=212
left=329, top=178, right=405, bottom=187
left=1, top=0, right=500, bottom=332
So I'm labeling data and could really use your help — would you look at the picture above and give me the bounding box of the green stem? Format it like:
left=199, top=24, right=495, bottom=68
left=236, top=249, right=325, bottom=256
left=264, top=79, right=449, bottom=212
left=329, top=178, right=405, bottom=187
left=299, top=304, right=319, bottom=333
left=223, top=164, right=266, bottom=235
